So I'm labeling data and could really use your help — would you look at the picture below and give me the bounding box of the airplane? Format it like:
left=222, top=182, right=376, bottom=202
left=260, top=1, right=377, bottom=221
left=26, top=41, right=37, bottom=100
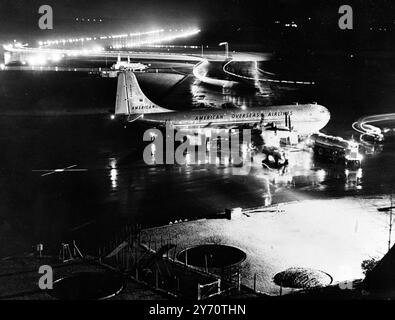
left=112, top=54, right=149, bottom=72
left=113, top=71, right=331, bottom=135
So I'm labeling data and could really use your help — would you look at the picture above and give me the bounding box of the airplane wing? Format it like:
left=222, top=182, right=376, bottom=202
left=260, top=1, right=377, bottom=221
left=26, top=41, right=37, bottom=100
left=264, top=122, right=291, bottom=132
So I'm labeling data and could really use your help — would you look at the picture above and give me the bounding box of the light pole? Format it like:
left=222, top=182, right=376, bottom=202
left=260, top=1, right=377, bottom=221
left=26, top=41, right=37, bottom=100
left=219, top=42, right=229, bottom=59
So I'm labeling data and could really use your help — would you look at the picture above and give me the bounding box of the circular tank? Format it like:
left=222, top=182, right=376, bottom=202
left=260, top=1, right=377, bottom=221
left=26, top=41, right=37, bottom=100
left=177, top=244, right=246, bottom=270
left=48, top=271, right=124, bottom=300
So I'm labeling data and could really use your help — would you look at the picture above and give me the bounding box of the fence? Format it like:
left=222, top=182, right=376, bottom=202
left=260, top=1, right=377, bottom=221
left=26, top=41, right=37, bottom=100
left=198, top=279, right=221, bottom=300
left=95, top=224, right=244, bottom=299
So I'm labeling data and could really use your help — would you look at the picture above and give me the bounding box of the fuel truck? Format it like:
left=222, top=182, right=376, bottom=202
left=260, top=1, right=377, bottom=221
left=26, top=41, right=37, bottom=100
left=309, top=133, right=362, bottom=168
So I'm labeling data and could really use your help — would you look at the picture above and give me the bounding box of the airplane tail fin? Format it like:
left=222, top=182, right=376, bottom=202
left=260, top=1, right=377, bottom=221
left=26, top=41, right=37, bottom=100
left=115, top=71, right=173, bottom=115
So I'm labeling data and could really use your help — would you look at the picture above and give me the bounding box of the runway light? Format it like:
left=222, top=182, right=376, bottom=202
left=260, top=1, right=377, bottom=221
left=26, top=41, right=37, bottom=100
left=92, top=46, right=103, bottom=52
left=110, top=114, right=115, bottom=120
left=110, top=168, right=118, bottom=189
left=27, top=54, right=47, bottom=66
left=50, top=53, right=62, bottom=62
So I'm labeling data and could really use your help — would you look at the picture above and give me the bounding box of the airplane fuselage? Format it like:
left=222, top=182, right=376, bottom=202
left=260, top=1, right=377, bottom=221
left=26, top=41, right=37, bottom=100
left=133, top=104, right=331, bottom=134
left=114, top=72, right=330, bottom=135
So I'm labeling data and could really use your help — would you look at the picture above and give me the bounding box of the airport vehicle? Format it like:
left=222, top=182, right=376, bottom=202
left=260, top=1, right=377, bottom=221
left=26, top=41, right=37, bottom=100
left=344, top=168, right=363, bottom=190
left=112, top=54, right=148, bottom=71
left=261, top=146, right=288, bottom=169
left=100, top=70, right=118, bottom=78
left=361, top=124, right=384, bottom=142
left=310, top=133, right=362, bottom=167
left=114, top=71, right=331, bottom=134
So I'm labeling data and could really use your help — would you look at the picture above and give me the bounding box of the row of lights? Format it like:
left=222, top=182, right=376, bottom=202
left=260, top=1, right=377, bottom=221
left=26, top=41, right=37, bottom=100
left=285, top=22, right=298, bottom=28
left=75, top=17, right=103, bottom=22
left=4, top=29, right=200, bottom=66
left=109, top=29, right=201, bottom=49
left=2, top=41, right=28, bottom=49
left=274, top=17, right=311, bottom=24
left=16, top=46, right=107, bottom=66
left=369, top=27, right=391, bottom=32
left=3, top=28, right=201, bottom=67
left=145, top=44, right=202, bottom=49
left=38, top=29, right=165, bottom=47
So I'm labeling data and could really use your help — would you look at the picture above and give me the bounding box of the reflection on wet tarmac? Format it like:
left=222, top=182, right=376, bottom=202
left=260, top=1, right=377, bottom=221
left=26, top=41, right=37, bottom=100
left=1, top=57, right=395, bottom=257
left=109, top=158, right=118, bottom=190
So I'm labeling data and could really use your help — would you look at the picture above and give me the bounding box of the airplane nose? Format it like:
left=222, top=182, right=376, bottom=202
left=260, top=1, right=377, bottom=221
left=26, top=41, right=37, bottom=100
left=319, top=105, right=331, bottom=125
left=324, top=105, right=331, bottom=119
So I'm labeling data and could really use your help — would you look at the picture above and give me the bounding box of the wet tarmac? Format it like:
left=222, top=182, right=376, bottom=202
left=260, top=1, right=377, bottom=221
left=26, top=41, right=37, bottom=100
left=1, top=54, right=395, bottom=257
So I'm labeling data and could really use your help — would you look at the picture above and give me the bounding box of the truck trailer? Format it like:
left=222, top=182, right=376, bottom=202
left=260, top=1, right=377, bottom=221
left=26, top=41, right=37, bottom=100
left=310, top=133, right=362, bottom=167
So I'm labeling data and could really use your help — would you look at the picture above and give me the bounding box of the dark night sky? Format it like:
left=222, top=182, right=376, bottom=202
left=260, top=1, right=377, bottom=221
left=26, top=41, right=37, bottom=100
left=0, top=0, right=394, bottom=46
